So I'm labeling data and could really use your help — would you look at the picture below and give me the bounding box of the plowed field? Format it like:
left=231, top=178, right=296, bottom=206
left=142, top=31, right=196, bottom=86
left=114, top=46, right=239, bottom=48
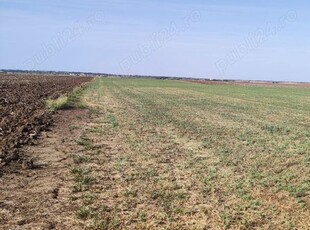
left=0, top=74, right=92, bottom=171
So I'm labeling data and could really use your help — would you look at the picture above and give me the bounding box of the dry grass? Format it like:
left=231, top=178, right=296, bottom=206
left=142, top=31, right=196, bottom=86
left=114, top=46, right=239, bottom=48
left=69, top=78, right=310, bottom=229
left=46, top=96, right=69, bottom=111
left=46, top=85, right=89, bottom=111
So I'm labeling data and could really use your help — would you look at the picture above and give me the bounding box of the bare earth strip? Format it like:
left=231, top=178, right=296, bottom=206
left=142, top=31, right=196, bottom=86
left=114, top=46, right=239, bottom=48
left=0, top=109, right=92, bottom=229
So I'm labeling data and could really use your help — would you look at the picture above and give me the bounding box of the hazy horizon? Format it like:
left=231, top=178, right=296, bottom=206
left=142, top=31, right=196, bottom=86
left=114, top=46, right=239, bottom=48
left=1, top=0, right=310, bottom=82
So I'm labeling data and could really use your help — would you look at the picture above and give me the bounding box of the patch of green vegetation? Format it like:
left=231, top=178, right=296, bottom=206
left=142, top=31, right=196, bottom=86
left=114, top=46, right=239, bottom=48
left=93, top=216, right=120, bottom=230
left=77, top=206, right=92, bottom=219
left=114, top=157, right=128, bottom=171
left=283, top=181, right=310, bottom=199
left=138, top=211, right=147, bottom=222
left=71, top=167, right=94, bottom=192
left=107, top=113, right=118, bottom=127
left=81, top=192, right=96, bottom=205
left=175, top=191, right=187, bottom=200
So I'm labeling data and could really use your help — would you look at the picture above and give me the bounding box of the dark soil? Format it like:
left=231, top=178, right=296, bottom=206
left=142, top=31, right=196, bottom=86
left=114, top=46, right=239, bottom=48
left=0, top=74, right=92, bottom=172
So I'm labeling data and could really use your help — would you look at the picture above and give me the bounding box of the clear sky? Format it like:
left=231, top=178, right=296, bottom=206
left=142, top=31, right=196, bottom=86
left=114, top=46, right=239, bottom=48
left=0, top=0, right=309, bottom=82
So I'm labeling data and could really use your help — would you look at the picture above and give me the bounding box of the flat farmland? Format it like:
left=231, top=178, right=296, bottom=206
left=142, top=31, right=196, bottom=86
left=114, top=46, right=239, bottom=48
left=1, top=77, right=309, bottom=229
left=70, top=78, right=310, bottom=229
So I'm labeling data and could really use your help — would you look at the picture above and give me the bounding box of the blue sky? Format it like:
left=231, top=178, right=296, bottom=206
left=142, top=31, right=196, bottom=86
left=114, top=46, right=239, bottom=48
left=0, top=0, right=309, bottom=82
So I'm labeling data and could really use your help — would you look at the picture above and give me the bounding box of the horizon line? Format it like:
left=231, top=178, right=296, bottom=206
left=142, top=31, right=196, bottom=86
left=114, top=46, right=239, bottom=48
left=1, top=68, right=309, bottom=84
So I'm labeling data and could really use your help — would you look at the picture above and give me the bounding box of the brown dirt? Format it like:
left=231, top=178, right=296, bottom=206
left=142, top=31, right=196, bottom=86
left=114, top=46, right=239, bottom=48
left=0, top=108, right=92, bottom=229
left=0, top=74, right=92, bottom=173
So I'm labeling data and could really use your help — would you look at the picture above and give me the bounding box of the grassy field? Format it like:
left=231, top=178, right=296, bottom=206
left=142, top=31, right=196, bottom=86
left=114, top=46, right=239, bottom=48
left=70, top=78, right=310, bottom=229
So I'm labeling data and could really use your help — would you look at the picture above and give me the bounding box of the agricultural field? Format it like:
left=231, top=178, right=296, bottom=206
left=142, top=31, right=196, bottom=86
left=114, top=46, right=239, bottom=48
left=0, top=74, right=92, bottom=172
left=1, top=77, right=310, bottom=229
